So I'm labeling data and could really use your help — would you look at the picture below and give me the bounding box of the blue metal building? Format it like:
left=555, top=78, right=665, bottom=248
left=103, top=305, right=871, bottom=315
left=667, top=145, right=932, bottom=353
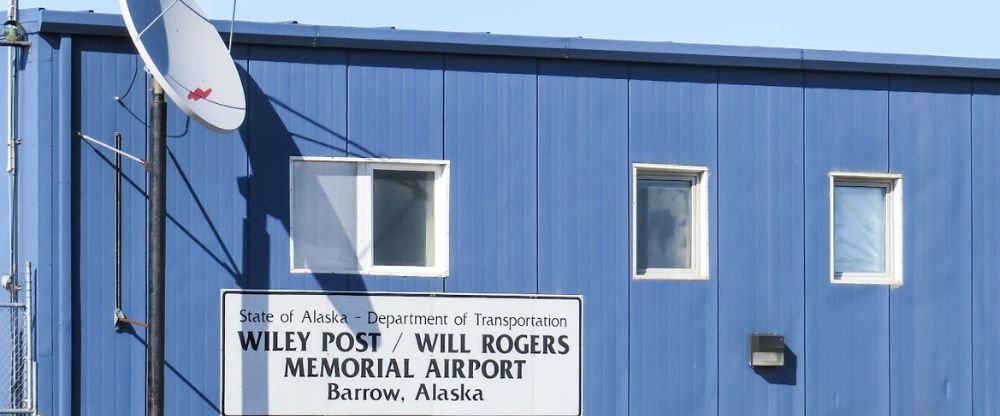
left=4, top=8, right=1000, bottom=415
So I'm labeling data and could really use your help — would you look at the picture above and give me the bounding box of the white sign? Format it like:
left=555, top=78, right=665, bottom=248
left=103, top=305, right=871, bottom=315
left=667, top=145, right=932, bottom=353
left=222, top=290, right=582, bottom=416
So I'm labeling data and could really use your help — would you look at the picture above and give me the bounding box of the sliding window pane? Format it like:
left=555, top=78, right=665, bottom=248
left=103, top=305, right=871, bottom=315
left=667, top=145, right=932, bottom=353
left=373, top=170, right=435, bottom=266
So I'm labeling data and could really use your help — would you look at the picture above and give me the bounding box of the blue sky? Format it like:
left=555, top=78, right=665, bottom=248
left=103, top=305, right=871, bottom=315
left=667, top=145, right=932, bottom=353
left=18, top=0, right=1000, bottom=58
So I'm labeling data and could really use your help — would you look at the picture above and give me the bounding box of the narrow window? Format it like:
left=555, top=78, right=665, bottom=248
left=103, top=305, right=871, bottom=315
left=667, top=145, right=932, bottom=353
left=290, top=157, right=450, bottom=277
left=830, top=172, right=902, bottom=285
left=632, top=164, right=709, bottom=280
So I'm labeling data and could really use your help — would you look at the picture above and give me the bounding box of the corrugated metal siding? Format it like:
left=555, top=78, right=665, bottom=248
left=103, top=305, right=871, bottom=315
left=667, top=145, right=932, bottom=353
left=161, top=45, right=250, bottom=415
left=347, top=51, right=445, bottom=292
left=803, top=72, right=891, bottom=416
left=73, top=37, right=148, bottom=416
left=888, top=76, right=973, bottom=416
left=537, top=60, right=629, bottom=416
left=627, top=63, right=719, bottom=416
left=33, top=29, right=1000, bottom=416
left=10, top=32, right=76, bottom=416
left=443, top=55, right=537, bottom=294
left=53, top=34, right=75, bottom=416
left=240, top=45, right=360, bottom=413
left=244, top=45, right=349, bottom=291
left=718, top=68, right=805, bottom=416
left=972, top=79, right=1000, bottom=416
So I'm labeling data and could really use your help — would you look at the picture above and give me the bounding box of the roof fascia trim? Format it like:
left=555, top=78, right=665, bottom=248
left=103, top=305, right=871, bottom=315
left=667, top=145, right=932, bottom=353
left=21, top=8, right=1000, bottom=79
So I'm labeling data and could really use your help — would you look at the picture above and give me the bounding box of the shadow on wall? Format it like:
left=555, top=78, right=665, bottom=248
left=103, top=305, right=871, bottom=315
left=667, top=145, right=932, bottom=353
left=227, top=63, right=384, bottom=414
left=753, top=345, right=798, bottom=386
left=131, top=63, right=378, bottom=300
left=146, top=64, right=383, bottom=414
left=234, top=65, right=373, bottom=296
left=123, top=328, right=222, bottom=414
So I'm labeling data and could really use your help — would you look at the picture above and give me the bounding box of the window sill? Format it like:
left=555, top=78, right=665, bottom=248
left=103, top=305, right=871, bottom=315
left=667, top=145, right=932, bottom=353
left=831, top=276, right=902, bottom=286
left=633, top=273, right=710, bottom=281
left=291, top=267, right=449, bottom=278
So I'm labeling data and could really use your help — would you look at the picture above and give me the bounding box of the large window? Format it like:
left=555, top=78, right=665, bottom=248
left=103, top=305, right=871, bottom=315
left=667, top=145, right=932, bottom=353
left=829, top=172, right=902, bottom=285
left=290, top=157, right=450, bottom=276
left=632, top=163, right=709, bottom=280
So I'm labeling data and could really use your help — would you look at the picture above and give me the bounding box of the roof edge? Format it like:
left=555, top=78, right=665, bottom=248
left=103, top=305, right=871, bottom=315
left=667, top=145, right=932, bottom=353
left=20, top=8, right=1000, bottom=79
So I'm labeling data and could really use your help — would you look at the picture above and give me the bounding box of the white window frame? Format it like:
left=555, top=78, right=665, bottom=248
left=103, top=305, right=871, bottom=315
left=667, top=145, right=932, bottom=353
left=290, top=156, right=450, bottom=277
left=631, top=163, right=710, bottom=280
left=829, top=171, right=903, bottom=285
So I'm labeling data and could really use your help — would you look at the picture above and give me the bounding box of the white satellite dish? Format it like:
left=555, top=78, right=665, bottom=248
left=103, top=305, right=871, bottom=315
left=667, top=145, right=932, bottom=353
left=120, top=0, right=246, bottom=132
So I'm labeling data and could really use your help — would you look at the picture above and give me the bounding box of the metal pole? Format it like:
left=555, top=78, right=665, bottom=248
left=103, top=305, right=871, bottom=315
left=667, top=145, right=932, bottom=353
left=6, top=0, right=20, bottom=410
left=7, top=0, right=16, bottom=22
left=147, top=78, right=166, bottom=416
left=115, top=132, right=122, bottom=316
left=5, top=0, right=17, bottom=289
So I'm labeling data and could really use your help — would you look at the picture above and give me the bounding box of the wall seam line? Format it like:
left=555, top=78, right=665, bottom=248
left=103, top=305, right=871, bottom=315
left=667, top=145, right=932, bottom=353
left=625, top=62, right=631, bottom=416
left=886, top=74, right=892, bottom=416
left=345, top=51, right=352, bottom=160
left=714, top=65, right=721, bottom=416
left=440, top=53, right=446, bottom=294
left=968, top=79, right=975, bottom=416
left=801, top=69, right=807, bottom=416
left=534, top=58, right=539, bottom=296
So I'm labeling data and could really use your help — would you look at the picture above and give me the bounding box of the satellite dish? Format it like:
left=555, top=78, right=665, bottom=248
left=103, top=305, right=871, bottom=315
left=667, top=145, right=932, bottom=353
left=120, top=0, right=246, bottom=132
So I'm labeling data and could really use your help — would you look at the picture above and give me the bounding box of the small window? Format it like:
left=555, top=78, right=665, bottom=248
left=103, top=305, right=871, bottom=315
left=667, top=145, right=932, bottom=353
left=290, top=157, right=449, bottom=276
left=632, top=163, right=709, bottom=280
left=829, top=172, right=902, bottom=285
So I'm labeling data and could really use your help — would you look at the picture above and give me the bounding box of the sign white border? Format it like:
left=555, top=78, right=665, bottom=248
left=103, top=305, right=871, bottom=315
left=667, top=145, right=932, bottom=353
left=220, top=290, right=583, bottom=416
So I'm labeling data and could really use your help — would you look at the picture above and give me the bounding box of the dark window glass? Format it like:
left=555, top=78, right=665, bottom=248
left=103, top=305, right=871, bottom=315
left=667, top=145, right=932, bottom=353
left=373, top=170, right=435, bottom=266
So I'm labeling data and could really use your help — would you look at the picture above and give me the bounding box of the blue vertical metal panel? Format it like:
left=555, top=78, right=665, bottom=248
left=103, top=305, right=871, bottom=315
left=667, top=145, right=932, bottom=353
left=347, top=50, right=443, bottom=161
left=972, top=79, right=1000, bottom=416
left=717, top=68, right=804, bottom=416
left=24, top=15, right=1000, bottom=415
left=443, top=55, right=537, bottom=294
left=347, top=50, right=445, bottom=292
left=803, top=72, right=890, bottom=416
left=537, top=59, right=629, bottom=416
left=627, top=63, right=719, bottom=416
left=73, top=36, right=149, bottom=416
left=241, top=48, right=358, bottom=412
left=31, top=33, right=76, bottom=416
left=161, top=45, right=249, bottom=415
left=888, top=76, right=972, bottom=416
left=54, top=34, right=75, bottom=416
left=13, top=32, right=75, bottom=416
left=245, top=45, right=349, bottom=291
left=54, top=34, right=74, bottom=416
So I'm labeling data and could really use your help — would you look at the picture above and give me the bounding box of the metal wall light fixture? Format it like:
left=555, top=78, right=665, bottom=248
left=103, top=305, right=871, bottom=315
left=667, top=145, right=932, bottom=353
left=749, top=334, right=785, bottom=368
left=0, top=19, right=27, bottom=46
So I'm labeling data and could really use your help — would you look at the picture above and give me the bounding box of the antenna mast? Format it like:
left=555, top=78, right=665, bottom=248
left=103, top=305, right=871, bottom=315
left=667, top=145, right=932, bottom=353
left=146, top=77, right=167, bottom=416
